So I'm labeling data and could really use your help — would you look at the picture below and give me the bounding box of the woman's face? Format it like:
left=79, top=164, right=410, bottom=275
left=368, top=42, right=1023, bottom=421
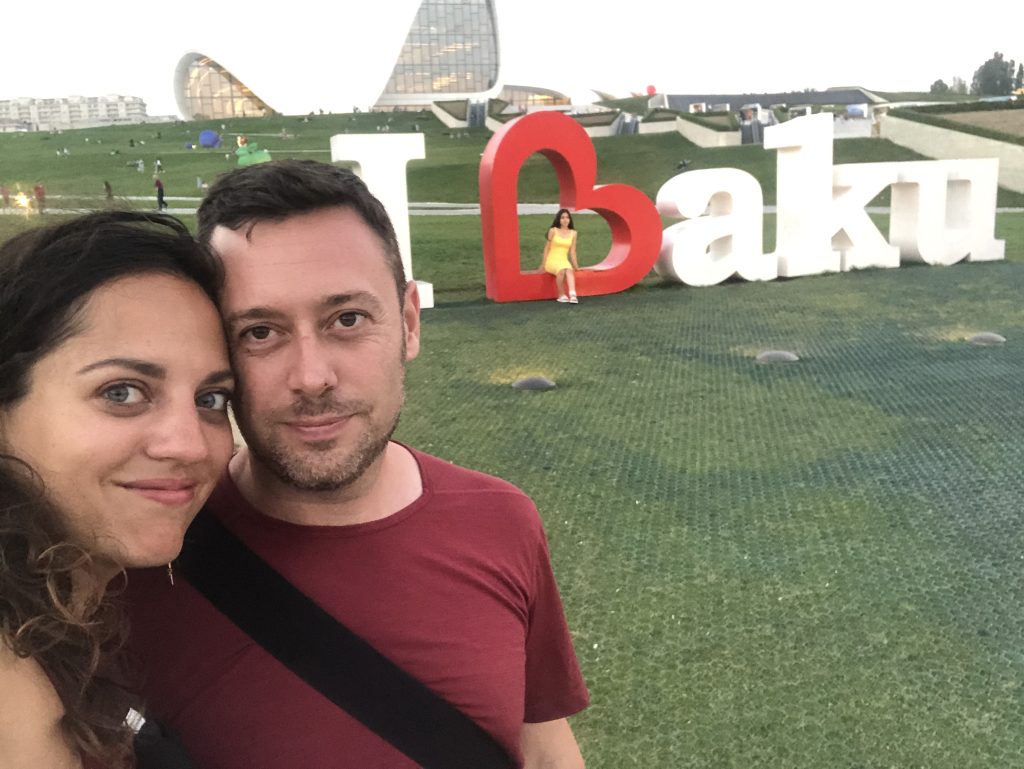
left=560, top=212, right=571, bottom=227
left=1, top=273, right=234, bottom=570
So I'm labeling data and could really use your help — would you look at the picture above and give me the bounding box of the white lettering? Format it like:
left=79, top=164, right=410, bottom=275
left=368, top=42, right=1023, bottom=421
left=831, top=163, right=900, bottom=271
left=655, top=114, right=1005, bottom=286
left=330, top=133, right=433, bottom=307
left=764, top=113, right=842, bottom=277
left=655, top=169, right=772, bottom=286
left=889, top=159, right=1004, bottom=265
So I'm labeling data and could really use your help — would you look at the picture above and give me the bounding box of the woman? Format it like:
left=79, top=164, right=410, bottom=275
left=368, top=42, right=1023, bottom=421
left=0, top=211, right=235, bottom=768
left=539, top=208, right=580, bottom=304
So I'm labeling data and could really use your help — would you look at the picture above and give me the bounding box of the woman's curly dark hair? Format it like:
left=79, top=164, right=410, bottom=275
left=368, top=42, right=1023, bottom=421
left=0, top=211, right=222, bottom=767
left=0, top=456, right=134, bottom=767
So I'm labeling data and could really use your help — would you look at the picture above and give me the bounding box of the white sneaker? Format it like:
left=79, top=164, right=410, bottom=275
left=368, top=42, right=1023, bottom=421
left=569, top=294, right=579, bottom=304
left=556, top=295, right=570, bottom=303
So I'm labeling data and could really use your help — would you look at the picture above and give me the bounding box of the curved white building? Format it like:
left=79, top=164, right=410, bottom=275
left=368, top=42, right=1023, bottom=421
left=174, top=0, right=501, bottom=119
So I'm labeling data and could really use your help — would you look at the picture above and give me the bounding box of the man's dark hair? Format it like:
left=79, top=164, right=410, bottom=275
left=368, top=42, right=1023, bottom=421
left=197, top=160, right=407, bottom=304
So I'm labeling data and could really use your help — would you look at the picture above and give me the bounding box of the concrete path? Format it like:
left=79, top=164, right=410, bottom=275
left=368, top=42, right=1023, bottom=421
left=5, top=198, right=1024, bottom=217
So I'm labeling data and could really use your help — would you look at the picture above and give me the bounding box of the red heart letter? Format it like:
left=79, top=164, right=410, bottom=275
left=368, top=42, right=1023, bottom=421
left=479, top=112, right=662, bottom=302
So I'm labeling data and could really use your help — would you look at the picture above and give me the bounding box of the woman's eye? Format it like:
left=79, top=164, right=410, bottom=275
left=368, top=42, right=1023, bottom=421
left=102, top=383, right=145, bottom=404
left=335, top=312, right=362, bottom=328
left=196, top=391, right=231, bottom=412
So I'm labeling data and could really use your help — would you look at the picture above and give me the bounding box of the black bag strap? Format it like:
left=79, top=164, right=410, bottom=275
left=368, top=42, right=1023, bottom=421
left=133, top=717, right=197, bottom=769
left=176, top=508, right=515, bottom=769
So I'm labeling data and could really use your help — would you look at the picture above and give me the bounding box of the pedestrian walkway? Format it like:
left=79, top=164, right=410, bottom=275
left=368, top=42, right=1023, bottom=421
left=6, top=197, right=1024, bottom=217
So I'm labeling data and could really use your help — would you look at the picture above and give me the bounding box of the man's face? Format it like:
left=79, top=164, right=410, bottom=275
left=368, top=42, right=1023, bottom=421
left=212, top=206, right=419, bottom=493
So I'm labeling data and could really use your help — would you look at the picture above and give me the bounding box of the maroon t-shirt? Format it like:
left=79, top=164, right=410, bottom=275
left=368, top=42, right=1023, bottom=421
left=126, top=448, right=588, bottom=769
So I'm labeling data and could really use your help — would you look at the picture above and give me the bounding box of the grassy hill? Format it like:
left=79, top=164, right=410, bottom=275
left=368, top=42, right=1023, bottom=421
left=872, top=90, right=978, bottom=103
left=5, top=110, right=1024, bottom=207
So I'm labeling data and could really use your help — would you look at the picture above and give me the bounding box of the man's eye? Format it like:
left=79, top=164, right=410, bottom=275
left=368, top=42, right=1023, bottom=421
left=243, top=326, right=274, bottom=341
left=102, top=383, right=145, bottom=404
left=336, top=312, right=362, bottom=328
left=196, top=391, right=231, bottom=412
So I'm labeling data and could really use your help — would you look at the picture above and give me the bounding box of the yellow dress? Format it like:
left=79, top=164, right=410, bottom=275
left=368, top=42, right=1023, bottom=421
left=544, top=230, right=575, bottom=275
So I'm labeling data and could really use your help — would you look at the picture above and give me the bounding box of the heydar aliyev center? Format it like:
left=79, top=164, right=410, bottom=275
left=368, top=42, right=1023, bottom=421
left=174, top=0, right=505, bottom=119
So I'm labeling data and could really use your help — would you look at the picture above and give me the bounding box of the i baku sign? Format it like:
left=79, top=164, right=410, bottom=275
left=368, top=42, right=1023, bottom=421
left=331, top=111, right=1004, bottom=305
left=479, top=112, right=1004, bottom=302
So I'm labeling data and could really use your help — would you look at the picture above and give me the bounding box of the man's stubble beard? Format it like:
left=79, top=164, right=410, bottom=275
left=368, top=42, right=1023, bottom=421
left=234, top=344, right=408, bottom=493
left=234, top=388, right=404, bottom=493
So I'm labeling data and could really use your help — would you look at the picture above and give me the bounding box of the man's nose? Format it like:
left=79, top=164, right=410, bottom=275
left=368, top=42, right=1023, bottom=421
left=286, top=333, right=339, bottom=395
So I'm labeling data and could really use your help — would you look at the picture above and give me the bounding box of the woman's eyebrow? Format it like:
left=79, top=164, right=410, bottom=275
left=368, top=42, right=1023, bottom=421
left=76, top=358, right=165, bottom=378
left=200, top=370, right=235, bottom=388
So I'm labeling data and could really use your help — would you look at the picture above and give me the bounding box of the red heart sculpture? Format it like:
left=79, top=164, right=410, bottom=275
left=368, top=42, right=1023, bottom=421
left=479, top=112, right=662, bottom=302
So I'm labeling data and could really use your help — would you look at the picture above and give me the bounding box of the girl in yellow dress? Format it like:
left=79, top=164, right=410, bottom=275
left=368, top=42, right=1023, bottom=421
left=540, top=208, right=580, bottom=303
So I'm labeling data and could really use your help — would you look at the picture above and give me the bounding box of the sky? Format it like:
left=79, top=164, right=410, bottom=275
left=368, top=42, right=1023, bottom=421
left=1, top=0, right=1019, bottom=116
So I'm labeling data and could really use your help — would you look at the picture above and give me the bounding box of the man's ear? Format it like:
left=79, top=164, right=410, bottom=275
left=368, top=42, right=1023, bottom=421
left=402, top=281, right=421, bottom=362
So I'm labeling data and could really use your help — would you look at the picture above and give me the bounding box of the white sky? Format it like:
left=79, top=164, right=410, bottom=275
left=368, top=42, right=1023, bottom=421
left=0, top=0, right=1018, bottom=116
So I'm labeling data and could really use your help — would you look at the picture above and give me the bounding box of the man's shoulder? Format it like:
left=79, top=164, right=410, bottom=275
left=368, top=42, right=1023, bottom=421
left=410, top=448, right=543, bottom=521
left=412, top=447, right=528, bottom=497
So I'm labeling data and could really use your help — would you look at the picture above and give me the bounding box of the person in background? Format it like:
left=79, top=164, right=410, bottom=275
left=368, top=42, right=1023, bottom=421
left=540, top=208, right=580, bottom=304
left=32, top=182, right=46, bottom=214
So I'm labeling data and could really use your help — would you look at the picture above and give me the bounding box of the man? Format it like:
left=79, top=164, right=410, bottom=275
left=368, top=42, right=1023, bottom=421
left=154, top=177, right=167, bottom=210
left=32, top=182, right=45, bottom=214
left=127, top=160, right=588, bottom=769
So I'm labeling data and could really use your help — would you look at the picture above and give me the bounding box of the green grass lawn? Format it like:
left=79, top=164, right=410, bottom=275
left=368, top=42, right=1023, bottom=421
left=400, top=215, right=1024, bottom=768
left=4, top=111, right=1024, bottom=207
left=3, top=116, right=1024, bottom=767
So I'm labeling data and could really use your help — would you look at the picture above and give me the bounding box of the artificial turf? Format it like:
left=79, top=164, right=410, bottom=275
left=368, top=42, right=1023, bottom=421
left=398, top=247, right=1024, bottom=768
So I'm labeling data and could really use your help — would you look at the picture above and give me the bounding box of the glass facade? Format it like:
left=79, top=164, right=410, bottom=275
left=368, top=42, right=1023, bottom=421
left=377, top=0, right=499, bottom=106
left=498, top=85, right=570, bottom=111
left=173, top=1, right=501, bottom=118
left=177, top=54, right=273, bottom=120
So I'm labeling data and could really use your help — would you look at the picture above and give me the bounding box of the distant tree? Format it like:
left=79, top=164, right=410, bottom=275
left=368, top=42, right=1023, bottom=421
left=1016, top=63, right=1024, bottom=91
left=930, top=79, right=950, bottom=94
left=951, top=76, right=968, bottom=94
left=971, top=52, right=1014, bottom=95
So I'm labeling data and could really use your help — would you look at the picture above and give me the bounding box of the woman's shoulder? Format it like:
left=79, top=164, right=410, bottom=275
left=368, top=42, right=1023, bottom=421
left=0, top=641, right=79, bottom=767
left=0, top=639, right=56, bottom=706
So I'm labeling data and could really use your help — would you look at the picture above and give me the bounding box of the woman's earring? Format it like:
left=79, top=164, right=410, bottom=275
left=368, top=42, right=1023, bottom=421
left=166, top=562, right=175, bottom=586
